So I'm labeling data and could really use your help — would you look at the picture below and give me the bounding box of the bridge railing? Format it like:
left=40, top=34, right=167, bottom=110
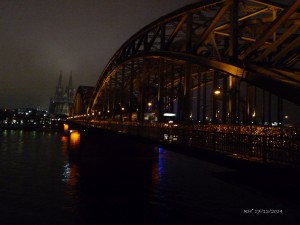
left=85, top=120, right=300, bottom=166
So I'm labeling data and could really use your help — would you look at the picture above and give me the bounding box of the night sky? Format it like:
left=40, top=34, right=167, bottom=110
left=0, top=0, right=197, bottom=109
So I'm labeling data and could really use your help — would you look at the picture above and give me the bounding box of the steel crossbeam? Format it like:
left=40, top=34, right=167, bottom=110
left=75, top=0, right=300, bottom=126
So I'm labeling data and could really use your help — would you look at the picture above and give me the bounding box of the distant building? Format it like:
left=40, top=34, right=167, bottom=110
left=0, top=108, right=14, bottom=126
left=49, top=72, right=75, bottom=116
left=15, top=108, right=36, bottom=116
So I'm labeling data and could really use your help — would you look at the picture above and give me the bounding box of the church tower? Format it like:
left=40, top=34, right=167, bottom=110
left=49, top=72, right=75, bottom=116
left=55, top=72, right=64, bottom=98
left=65, top=72, right=74, bottom=102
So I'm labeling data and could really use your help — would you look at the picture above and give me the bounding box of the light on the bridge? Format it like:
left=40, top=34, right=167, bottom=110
left=121, top=107, right=125, bottom=111
left=148, top=102, right=152, bottom=107
left=214, top=90, right=221, bottom=95
left=285, top=115, right=289, bottom=119
left=107, top=110, right=110, bottom=113
left=163, top=113, right=176, bottom=117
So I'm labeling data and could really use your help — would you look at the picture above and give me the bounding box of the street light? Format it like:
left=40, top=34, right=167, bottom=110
left=214, top=89, right=221, bottom=95
left=147, top=102, right=152, bottom=112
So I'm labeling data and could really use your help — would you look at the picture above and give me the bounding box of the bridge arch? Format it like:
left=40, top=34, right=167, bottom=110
left=72, top=86, right=94, bottom=117
left=88, top=0, right=300, bottom=125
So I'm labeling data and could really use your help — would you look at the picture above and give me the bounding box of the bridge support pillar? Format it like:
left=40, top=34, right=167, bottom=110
left=129, top=61, right=134, bottom=122
left=137, top=61, right=149, bottom=123
left=120, top=65, right=125, bottom=122
left=170, top=65, right=175, bottom=114
left=228, top=0, right=239, bottom=124
left=182, top=62, right=192, bottom=123
left=157, top=59, right=165, bottom=122
left=278, top=97, right=283, bottom=126
left=212, top=71, right=218, bottom=123
left=196, top=72, right=201, bottom=123
left=229, top=76, right=237, bottom=124
left=222, top=76, right=227, bottom=124
left=202, top=73, right=207, bottom=123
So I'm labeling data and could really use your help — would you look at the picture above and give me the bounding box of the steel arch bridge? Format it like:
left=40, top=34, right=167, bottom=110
left=70, top=0, right=300, bottom=165
left=73, top=86, right=94, bottom=117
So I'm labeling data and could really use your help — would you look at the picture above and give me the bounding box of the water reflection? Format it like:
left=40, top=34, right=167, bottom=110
left=67, top=133, right=163, bottom=225
left=151, top=147, right=165, bottom=184
left=62, top=161, right=71, bottom=182
left=60, top=132, right=80, bottom=187
left=61, top=135, right=69, bottom=154
left=70, top=131, right=80, bottom=150
left=63, top=123, right=69, bottom=132
left=0, top=131, right=81, bottom=225
left=60, top=130, right=81, bottom=152
left=62, top=160, right=79, bottom=186
left=61, top=135, right=68, bottom=143
left=3, top=130, right=298, bottom=225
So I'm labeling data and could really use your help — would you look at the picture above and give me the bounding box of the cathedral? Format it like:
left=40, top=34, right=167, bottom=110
left=49, top=72, right=75, bottom=116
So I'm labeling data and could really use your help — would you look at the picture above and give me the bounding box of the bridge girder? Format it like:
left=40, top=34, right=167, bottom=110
left=85, top=0, right=300, bottom=124
left=72, top=86, right=94, bottom=117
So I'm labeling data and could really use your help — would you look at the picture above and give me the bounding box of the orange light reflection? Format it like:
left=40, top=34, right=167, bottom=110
left=70, top=131, right=80, bottom=150
left=63, top=124, right=69, bottom=132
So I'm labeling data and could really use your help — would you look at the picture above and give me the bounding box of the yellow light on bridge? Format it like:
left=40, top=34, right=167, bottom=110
left=214, top=90, right=221, bottom=95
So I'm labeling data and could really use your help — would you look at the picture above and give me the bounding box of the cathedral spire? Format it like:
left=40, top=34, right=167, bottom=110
left=58, top=71, right=62, bottom=86
left=68, top=71, right=73, bottom=88
left=55, top=71, right=64, bottom=98
left=66, top=71, right=74, bottom=102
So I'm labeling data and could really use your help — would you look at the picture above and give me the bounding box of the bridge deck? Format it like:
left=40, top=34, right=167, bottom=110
left=68, top=120, right=300, bottom=168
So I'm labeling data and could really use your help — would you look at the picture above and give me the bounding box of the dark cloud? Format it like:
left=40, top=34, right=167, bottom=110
left=0, top=0, right=197, bottom=109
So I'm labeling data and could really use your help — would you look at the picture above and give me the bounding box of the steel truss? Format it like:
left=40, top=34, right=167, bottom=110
left=84, top=0, right=300, bottom=125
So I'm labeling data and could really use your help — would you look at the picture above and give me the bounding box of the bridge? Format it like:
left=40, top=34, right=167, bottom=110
left=68, top=0, right=300, bottom=166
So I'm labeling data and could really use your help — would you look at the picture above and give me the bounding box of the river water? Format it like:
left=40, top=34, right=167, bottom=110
left=0, top=130, right=300, bottom=225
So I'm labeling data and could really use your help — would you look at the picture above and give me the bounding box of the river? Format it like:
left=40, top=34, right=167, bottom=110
left=0, top=130, right=299, bottom=225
